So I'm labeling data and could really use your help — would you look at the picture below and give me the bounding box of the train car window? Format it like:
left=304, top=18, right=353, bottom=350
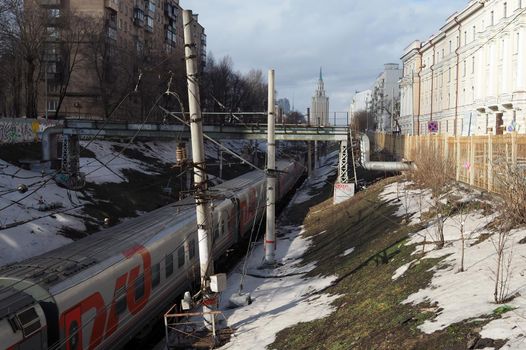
left=135, top=274, right=145, bottom=301
left=178, top=247, right=185, bottom=268
left=115, top=287, right=126, bottom=314
left=165, top=253, right=174, bottom=277
left=152, top=263, right=160, bottom=288
left=189, top=239, right=196, bottom=259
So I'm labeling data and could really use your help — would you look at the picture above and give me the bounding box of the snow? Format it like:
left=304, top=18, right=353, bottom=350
left=0, top=159, right=80, bottom=266
left=0, top=140, right=195, bottom=266
left=80, top=140, right=162, bottom=184
left=218, top=226, right=339, bottom=350
left=340, top=247, right=355, bottom=257
left=392, top=259, right=417, bottom=280
left=379, top=182, right=433, bottom=225
left=382, top=180, right=526, bottom=349
left=291, top=150, right=338, bottom=204
left=211, top=150, right=340, bottom=350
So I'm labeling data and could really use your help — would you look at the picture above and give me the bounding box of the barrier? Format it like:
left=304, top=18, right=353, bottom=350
left=371, top=132, right=526, bottom=194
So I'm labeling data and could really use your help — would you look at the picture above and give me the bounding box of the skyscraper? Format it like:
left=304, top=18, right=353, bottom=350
left=311, top=68, right=329, bottom=126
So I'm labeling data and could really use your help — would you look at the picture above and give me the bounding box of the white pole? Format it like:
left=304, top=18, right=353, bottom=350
left=45, top=60, right=48, bottom=120
left=264, top=69, right=277, bottom=265
left=391, top=87, right=395, bottom=133
left=183, top=10, right=215, bottom=327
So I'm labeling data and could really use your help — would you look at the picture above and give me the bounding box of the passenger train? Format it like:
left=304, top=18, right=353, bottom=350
left=0, top=160, right=304, bottom=350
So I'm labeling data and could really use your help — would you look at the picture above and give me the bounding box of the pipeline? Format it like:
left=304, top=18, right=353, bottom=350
left=41, top=126, right=63, bottom=162
left=359, top=134, right=415, bottom=172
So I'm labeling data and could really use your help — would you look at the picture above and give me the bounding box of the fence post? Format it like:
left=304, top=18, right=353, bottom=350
left=512, top=131, right=518, bottom=167
left=487, top=133, right=493, bottom=192
left=456, top=135, right=461, bottom=181
left=469, top=135, right=475, bottom=186
left=443, top=135, right=448, bottom=161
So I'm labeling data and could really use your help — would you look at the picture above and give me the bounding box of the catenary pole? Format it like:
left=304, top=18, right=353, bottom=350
left=183, top=10, right=215, bottom=327
left=264, top=69, right=277, bottom=265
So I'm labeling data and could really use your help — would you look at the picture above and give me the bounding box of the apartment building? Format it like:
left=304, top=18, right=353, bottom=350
left=400, top=0, right=526, bottom=135
left=36, top=0, right=206, bottom=119
left=371, top=63, right=402, bottom=132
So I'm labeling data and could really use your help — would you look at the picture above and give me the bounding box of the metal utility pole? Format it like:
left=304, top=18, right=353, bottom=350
left=264, top=69, right=277, bottom=265
left=183, top=10, right=215, bottom=326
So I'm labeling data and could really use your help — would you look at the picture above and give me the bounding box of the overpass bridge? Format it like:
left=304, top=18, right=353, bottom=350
left=60, top=119, right=350, bottom=142
left=42, top=119, right=356, bottom=191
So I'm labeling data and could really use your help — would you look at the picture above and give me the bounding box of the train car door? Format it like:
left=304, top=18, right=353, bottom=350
left=63, top=306, right=82, bottom=350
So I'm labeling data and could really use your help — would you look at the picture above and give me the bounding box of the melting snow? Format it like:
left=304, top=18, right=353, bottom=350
left=382, top=180, right=526, bottom=349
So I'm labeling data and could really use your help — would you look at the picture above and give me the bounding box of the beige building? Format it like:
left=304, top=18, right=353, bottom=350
left=36, top=0, right=206, bottom=119
left=400, top=0, right=526, bottom=136
left=311, top=68, right=330, bottom=126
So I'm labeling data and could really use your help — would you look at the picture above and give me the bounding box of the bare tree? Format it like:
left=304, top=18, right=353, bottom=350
left=351, top=110, right=376, bottom=132
left=411, top=144, right=455, bottom=249
left=51, top=13, right=94, bottom=118
left=0, top=0, right=48, bottom=118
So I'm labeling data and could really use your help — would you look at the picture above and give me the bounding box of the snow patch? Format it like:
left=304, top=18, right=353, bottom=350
left=340, top=247, right=355, bottom=257
left=219, top=226, right=339, bottom=350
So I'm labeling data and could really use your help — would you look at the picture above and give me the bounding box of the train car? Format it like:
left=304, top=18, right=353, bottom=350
left=0, top=160, right=303, bottom=350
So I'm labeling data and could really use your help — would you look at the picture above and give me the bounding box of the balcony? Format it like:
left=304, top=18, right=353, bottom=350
left=133, top=8, right=145, bottom=27
left=164, top=3, right=177, bottom=20
left=104, top=0, right=118, bottom=12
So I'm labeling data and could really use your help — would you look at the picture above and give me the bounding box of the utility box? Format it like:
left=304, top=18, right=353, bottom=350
left=210, top=273, right=227, bottom=293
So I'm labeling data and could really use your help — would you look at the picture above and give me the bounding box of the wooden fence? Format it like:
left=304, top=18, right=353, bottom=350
left=371, top=132, right=526, bottom=194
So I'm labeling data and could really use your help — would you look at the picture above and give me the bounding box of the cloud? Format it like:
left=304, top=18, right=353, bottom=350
left=184, top=0, right=462, bottom=117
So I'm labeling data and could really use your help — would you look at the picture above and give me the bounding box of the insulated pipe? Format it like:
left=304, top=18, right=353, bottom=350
left=360, top=134, right=415, bottom=171
left=41, top=126, right=63, bottom=162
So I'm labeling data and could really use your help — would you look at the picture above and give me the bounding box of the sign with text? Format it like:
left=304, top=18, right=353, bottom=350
left=334, top=183, right=355, bottom=205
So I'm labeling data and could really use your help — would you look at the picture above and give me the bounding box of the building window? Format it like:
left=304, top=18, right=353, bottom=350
left=463, top=60, right=466, bottom=77
left=491, top=11, right=495, bottom=25
left=146, top=16, right=154, bottom=31
left=472, top=56, right=475, bottom=73
left=464, top=31, right=467, bottom=45
left=47, top=99, right=58, bottom=112
left=449, top=40, right=452, bottom=53
left=473, top=26, right=476, bottom=41
left=519, top=0, right=523, bottom=9
left=448, top=67, right=451, bottom=82
left=504, top=2, right=508, bottom=18
left=516, top=32, right=520, bottom=54
left=48, top=8, right=60, bottom=18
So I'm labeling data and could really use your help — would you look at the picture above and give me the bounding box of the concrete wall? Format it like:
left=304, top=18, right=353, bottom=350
left=0, top=118, right=62, bottom=144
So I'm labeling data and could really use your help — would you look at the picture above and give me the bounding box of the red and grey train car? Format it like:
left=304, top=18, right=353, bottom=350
left=0, top=160, right=303, bottom=350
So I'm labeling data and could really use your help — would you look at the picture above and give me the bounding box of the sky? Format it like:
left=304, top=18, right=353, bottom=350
left=185, top=0, right=464, bottom=121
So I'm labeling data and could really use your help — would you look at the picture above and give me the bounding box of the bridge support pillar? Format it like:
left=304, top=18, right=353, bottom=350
left=314, top=140, right=318, bottom=169
left=307, top=142, right=313, bottom=177
left=334, top=139, right=355, bottom=204
left=57, top=134, right=84, bottom=190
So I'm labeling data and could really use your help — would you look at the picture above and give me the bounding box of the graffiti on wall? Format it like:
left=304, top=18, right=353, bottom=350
left=0, top=118, right=61, bottom=144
